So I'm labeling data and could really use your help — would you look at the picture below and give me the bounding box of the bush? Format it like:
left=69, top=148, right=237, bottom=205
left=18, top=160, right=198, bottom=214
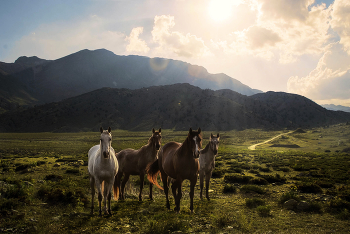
left=223, top=184, right=237, bottom=193
left=224, top=174, right=252, bottom=184
left=240, top=185, right=266, bottom=194
left=37, top=185, right=88, bottom=207
left=246, top=198, right=266, bottom=208
left=279, top=191, right=300, bottom=204
left=212, top=168, right=225, bottom=178
left=258, top=174, right=286, bottom=184
left=256, top=205, right=271, bottom=217
left=250, top=178, right=269, bottom=185
left=296, top=182, right=323, bottom=194
left=66, top=168, right=80, bottom=174
left=259, top=167, right=271, bottom=173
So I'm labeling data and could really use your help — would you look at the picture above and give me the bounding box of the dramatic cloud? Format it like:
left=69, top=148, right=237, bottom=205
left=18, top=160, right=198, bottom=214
left=287, top=42, right=350, bottom=104
left=126, top=27, right=150, bottom=54
left=151, top=15, right=210, bottom=58
left=331, top=0, right=350, bottom=54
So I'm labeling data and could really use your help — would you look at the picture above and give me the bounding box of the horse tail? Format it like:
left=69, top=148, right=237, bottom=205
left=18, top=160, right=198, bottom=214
left=113, top=177, right=119, bottom=200
left=147, top=159, right=163, bottom=190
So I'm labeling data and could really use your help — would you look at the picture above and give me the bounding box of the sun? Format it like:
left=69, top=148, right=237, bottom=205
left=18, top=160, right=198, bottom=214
left=208, top=0, right=238, bottom=22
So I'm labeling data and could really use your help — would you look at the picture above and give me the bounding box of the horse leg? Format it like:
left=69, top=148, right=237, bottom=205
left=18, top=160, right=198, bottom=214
left=149, top=182, right=153, bottom=201
left=105, top=180, right=113, bottom=215
left=90, top=176, right=95, bottom=215
left=96, top=179, right=103, bottom=216
left=171, top=179, right=178, bottom=211
left=161, top=172, right=170, bottom=210
left=199, top=170, right=204, bottom=200
left=115, top=172, right=123, bottom=200
left=205, top=171, right=212, bottom=201
left=121, top=173, right=130, bottom=200
left=176, top=180, right=183, bottom=213
left=190, top=177, right=197, bottom=213
left=139, top=173, right=144, bottom=201
left=103, top=181, right=110, bottom=215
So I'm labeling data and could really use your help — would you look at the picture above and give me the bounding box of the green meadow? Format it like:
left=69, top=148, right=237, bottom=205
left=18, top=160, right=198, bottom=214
left=1, top=124, right=350, bottom=233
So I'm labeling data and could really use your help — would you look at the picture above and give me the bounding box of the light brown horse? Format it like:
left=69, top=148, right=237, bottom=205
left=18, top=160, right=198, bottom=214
left=199, top=133, right=220, bottom=200
left=115, top=128, right=161, bottom=201
left=147, top=128, right=202, bottom=213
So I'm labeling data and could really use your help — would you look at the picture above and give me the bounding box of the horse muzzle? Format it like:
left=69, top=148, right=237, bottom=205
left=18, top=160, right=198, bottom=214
left=155, top=144, right=161, bottom=150
left=103, top=151, right=109, bottom=159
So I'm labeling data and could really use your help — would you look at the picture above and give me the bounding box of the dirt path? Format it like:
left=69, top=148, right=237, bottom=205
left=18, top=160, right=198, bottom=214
left=248, top=131, right=294, bottom=150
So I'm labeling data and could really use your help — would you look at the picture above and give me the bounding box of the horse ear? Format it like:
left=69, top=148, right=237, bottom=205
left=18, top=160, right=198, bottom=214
left=152, top=128, right=155, bottom=133
left=100, top=127, right=103, bottom=133
left=198, top=128, right=201, bottom=134
left=108, top=127, right=111, bottom=133
left=159, top=128, right=161, bottom=133
left=189, top=128, right=193, bottom=134
left=211, top=133, right=214, bottom=138
left=217, top=133, right=220, bottom=138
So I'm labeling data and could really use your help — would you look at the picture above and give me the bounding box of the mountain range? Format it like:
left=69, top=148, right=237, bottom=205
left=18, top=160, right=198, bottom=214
left=0, top=83, right=349, bottom=132
left=1, top=49, right=349, bottom=132
left=0, top=49, right=261, bottom=113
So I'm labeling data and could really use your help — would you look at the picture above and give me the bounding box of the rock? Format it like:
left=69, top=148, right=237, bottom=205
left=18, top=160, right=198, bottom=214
left=284, top=199, right=298, bottom=210
left=297, top=201, right=310, bottom=211
left=24, top=181, right=34, bottom=186
left=53, top=163, right=61, bottom=167
left=52, top=216, right=61, bottom=221
left=77, top=160, right=84, bottom=165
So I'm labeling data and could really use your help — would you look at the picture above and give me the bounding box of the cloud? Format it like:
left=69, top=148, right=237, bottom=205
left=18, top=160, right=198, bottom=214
left=287, top=42, right=350, bottom=102
left=125, top=27, right=150, bottom=54
left=6, top=15, right=127, bottom=61
left=331, top=0, right=350, bottom=54
left=151, top=15, right=210, bottom=58
left=212, top=0, right=332, bottom=63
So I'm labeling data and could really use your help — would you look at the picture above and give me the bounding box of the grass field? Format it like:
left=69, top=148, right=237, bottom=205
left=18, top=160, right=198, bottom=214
left=1, top=124, right=350, bottom=233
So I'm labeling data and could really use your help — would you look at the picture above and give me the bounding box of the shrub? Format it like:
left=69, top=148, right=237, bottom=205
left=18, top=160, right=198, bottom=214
left=223, top=184, right=237, bottom=193
left=336, top=209, right=350, bottom=220
left=256, top=205, right=271, bottom=217
left=250, top=178, right=268, bottom=185
left=212, top=168, right=225, bottom=178
left=258, top=174, right=286, bottom=184
left=246, top=198, right=266, bottom=208
left=279, top=191, right=300, bottom=204
left=66, top=168, right=80, bottom=174
left=240, top=185, right=266, bottom=194
left=296, top=182, right=323, bottom=194
left=44, top=174, right=63, bottom=181
left=224, top=174, right=252, bottom=184
left=259, top=167, right=271, bottom=173
left=37, top=186, right=88, bottom=207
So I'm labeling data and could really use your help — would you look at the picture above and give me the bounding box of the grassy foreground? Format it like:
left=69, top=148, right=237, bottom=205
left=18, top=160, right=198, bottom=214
left=0, top=124, right=350, bottom=233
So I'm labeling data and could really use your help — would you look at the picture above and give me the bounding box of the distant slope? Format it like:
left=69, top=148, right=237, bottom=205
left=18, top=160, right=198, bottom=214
left=322, top=104, right=350, bottom=113
left=251, top=91, right=350, bottom=128
left=0, top=49, right=262, bottom=111
left=0, top=84, right=349, bottom=132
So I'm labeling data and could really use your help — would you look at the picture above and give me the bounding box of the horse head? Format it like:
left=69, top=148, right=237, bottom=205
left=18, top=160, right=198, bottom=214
left=100, top=126, right=112, bottom=159
left=210, top=133, right=220, bottom=155
left=188, top=127, right=202, bottom=158
left=151, top=128, right=162, bottom=150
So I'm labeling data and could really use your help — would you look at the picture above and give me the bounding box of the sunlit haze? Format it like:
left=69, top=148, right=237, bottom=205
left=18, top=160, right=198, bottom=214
left=1, top=0, right=348, bottom=107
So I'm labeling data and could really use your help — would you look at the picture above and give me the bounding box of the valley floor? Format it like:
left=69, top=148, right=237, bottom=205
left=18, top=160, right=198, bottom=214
left=0, top=124, right=350, bottom=233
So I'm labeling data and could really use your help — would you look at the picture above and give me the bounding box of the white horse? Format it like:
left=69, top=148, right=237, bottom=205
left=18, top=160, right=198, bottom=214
left=199, top=133, right=220, bottom=200
left=88, top=127, right=119, bottom=216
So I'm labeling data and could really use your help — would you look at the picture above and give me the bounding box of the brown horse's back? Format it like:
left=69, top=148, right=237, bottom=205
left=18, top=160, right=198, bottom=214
left=159, top=142, right=180, bottom=179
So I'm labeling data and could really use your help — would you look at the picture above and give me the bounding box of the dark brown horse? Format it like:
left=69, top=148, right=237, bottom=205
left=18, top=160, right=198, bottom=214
left=115, top=128, right=161, bottom=201
left=147, top=128, right=202, bottom=213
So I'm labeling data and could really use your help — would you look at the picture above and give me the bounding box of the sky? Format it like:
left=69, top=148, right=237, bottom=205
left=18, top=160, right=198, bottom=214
left=1, top=0, right=349, bottom=107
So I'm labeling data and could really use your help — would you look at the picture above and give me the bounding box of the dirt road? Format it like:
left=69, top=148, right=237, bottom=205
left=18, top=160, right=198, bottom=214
left=248, top=131, right=294, bottom=150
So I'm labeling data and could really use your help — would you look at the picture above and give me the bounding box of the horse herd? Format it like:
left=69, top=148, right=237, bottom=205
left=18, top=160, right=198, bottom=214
left=88, top=127, right=220, bottom=216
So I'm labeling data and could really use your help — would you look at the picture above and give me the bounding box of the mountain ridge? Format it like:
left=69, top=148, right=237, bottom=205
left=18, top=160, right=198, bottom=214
left=0, top=83, right=349, bottom=132
left=0, top=49, right=262, bottom=112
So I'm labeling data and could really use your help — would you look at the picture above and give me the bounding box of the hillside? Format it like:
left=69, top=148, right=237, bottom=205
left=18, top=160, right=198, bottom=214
left=1, top=84, right=349, bottom=132
left=0, top=49, right=261, bottom=112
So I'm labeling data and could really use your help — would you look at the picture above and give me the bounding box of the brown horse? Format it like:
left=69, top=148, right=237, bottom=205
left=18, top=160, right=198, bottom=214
left=115, top=128, right=161, bottom=201
left=147, top=128, right=202, bottom=213
left=199, top=133, right=220, bottom=200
